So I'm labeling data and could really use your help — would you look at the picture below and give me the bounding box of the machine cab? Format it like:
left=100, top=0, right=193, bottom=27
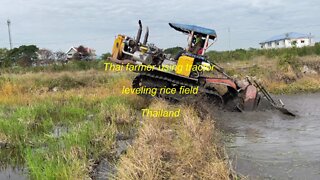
left=168, top=23, right=217, bottom=77
left=169, top=23, right=217, bottom=56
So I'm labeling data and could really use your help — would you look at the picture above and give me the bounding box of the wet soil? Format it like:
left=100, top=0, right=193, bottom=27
left=215, top=93, right=320, bottom=180
left=91, top=133, right=134, bottom=180
left=1, top=93, right=318, bottom=179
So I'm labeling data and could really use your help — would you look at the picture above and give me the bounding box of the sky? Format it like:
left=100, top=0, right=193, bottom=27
left=0, top=0, right=319, bottom=55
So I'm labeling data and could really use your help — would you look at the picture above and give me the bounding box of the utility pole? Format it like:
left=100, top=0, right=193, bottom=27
left=7, top=19, right=12, bottom=50
left=228, top=27, right=231, bottom=51
left=228, top=27, right=231, bottom=59
left=309, top=33, right=312, bottom=46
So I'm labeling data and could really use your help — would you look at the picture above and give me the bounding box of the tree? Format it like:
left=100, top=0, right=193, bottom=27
left=315, top=42, right=320, bottom=55
left=54, top=51, right=67, bottom=62
left=0, top=48, right=8, bottom=67
left=164, top=46, right=184, bottom=57
left=101, top=53, right=111, bottom=60
left=37, top=49, right=54, bottom=63
left=291, top=40, right=297, bottom=47
left=7, top=45, right=39, bottom=67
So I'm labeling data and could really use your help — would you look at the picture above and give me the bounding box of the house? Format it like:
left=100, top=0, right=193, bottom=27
left=66, top=46, right=96, bottom=60
left=260, top=32, right=314, bottom=49
left=66, top=47, right=78, bottom=60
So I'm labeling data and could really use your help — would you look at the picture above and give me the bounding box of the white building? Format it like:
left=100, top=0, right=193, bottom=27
left=66, top=46, right=96, bottom=60
left=66, top=47, right=78, bottom=59
left=260, top=32, right=314, bottom=49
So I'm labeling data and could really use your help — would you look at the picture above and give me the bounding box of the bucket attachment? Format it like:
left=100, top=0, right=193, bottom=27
left=242, top=84, right=259, bottom=111
left=253, top=80, right=296, bottom=117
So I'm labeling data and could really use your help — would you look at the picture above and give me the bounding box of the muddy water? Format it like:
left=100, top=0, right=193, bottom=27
left=216, top=93, right=320, bottom=179
left=0, top=126, right=67, bottom=179
left=0, top=167, right=27, bottom=180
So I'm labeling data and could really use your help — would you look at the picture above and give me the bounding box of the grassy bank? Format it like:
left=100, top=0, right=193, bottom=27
left=206, top=43, right=320, bottom=63
left=0, top=68, right=231, bottom=179
left=220, top=55, right=320, bottom=94
left=116, top=100, right=230, bottom=179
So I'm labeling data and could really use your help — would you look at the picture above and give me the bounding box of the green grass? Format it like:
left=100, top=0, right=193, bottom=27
left=24, top=118, right=116, bottom=179
left=206, top=43, right=320, bottom=63
left=0, top=60, right=106, bottom=74
left=0, top=59, right=319, bottom=179
left=0, top=69, right=146, bottom=179
left=0, top=95, right=142, bottom=179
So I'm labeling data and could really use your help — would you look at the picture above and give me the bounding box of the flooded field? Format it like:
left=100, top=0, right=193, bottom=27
left=217, top=93, right=320, bottom=179
left=0, top=167, right=26, bottom=180
left=0, top=49, right=319, bottom=180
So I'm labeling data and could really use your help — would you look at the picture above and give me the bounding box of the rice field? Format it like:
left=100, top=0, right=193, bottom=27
left=0, top=67, right=230, bottom=179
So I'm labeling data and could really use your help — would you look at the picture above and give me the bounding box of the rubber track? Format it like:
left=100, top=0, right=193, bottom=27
left=134, top=72, right=224, bottom=105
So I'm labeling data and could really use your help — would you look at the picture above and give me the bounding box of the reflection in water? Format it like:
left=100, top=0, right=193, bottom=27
left=0, top=125, right=69, bottom=179
left=244, top=128, right=262, bottom=143
left=0, top=146, right=27, bottom=179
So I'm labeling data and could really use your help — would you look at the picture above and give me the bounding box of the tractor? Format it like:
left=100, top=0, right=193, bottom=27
left=108, top=20, right=294, bottom=116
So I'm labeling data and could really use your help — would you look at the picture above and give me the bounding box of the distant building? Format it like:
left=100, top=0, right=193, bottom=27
left=66, top=47, right=78, bottom=59
left=66, top=46, right=96, bottom=60
left=260, top=32, right=314, bottom=49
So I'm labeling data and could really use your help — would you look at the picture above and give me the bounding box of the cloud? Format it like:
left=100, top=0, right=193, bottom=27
left=0, top=0, right=319, bottom=54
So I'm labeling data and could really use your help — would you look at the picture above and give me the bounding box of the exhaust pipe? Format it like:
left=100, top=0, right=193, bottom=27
left=136, top=20, right=142, bottom=43
left=143, top=27, right=149, bottom=45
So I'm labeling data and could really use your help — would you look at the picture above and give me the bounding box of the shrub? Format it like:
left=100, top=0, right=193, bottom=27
left=315, top=43, right=320, bottom=55
left=206, top=45, right=319, bottom=63
left=278, top=53, right=300, bottom=69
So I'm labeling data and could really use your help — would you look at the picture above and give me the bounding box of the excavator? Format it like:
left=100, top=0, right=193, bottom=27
left=108, top=20, right=295, bottom=116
